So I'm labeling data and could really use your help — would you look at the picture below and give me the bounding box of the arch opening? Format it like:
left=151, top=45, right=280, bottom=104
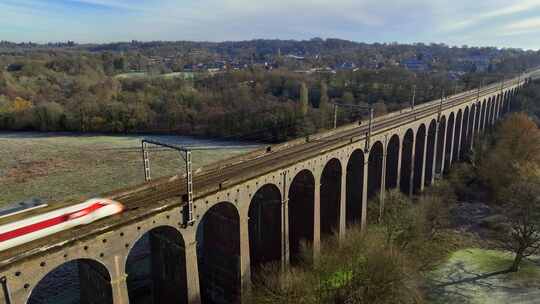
left=425, top=120, right=437, bottom=186
left=435, top=116, right=446, bottom=176
left=453, top=110, right=463, bottom=161
left=288, top=169, right=315, bottom=265
left=346, top=150, right=364, bottom=227
left=368, top=142, right=384, bottom=199
left=28, top=259, right=113, bottom=304
left=444, top=113, right=455, bottom=172
left=368, top=141, right=384, bottom=222
left=197, top=202, right=240, bottom=304
left=474, top=103, right=481, bottom=135
left=486, top=98, right=493, bottom=128
left=480, top=100, right=487, bottom=132
left=413, top=124, right=426, bottom=193
left=400, top=130, right=414, bottom=194
left=249, top=184, right=282, bottom=275
left=461, top=107, right=470, bottom=159
left=386, top=135, right=400, bottom=190
left=126, top=226, right=188, bottom=304
left=320, top=158, right=342, bottom=237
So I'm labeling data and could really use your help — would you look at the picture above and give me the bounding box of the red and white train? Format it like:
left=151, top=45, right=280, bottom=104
left=0, top=198, right=124, bottom=252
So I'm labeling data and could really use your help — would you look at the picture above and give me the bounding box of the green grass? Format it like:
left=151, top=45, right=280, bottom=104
left=323, top=270, right=353, bottom=289
left=451, top=249, right=540, bottom=283
left=0, top=132, right=252, bottom=206
left=428, top=248, right=540, bottom=304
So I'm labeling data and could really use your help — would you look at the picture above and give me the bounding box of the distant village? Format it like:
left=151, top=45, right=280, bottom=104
left=140, top=49, right=498, bottom=80
left=0, top=39, right=511, bottom=80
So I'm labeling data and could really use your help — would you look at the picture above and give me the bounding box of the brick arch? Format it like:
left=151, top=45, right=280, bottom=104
left=385, top=133, right=400, bottom=190
left=367, top=141, right=384, bottom=222
left=453, top=109, right=463, bottom=161
left=400, top=128, right=415, bottom=194
left=125, top=225, right=188, bottom=304
left=425, top=119, right=437, bottom=185
left=197, top=201, right=241, bottom=303
left=413, top=123, right=427, bottom=193
left=26, top=258, right=113, bottom=304
left=248, top=183, right=282, bottom=274
left=320, top=158, right=343, bottom=237
left=444, top=111, right=455, bottom=172
left=288, top=169, right=316, bottom=265
left=346, top=149, right=365, bottom=227
left=436, top=115, right=447, bottom=175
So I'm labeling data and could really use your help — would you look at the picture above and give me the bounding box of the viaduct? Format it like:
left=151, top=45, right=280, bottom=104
left=0, top=72, right=537, bottom=304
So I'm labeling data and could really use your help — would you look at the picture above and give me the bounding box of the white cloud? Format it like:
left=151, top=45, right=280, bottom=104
left=0, top=0, right=539, bottom=49
left=441, top=0, right=540, bottom=32
left=506, top=17, right=540, bottom=31
left=497, top=17, right=540, bottom=37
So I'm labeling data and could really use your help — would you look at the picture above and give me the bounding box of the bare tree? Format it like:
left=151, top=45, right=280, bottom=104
left=500, top=178, right=540, bottom=272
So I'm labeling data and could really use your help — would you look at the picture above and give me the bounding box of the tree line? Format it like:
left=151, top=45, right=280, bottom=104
left=1, top=49, right=539, bottom=142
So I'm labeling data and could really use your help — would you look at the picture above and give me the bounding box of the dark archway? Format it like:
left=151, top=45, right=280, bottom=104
left=28, top=259, right=113, bottom=304
left=490, top=98, right=497, bottom=125
left=320, top=158, right=342, bottom=237
left=453, top=110, right=463, bottom=161
left=444, top=112, right=455, bottom=172
left=468, top=105, right=476, bottom=144
left=474, top=102, right=481, bottom=135
left=197, top=202, right=240, bottom=304
left=368, top=141, right=384, bottom=222
left=487, top=98, right=494, bottom=128
left=400, top=129, right=414, bottom=194
left=413, top=124, right=426, bottom=193
left=368, top=141, right=384, bottom=199
left=502, top=92, right=508, bottom=115
left=435, top=116, right=446, bottom=176
left=249, top=184, right=282, bottom=275
left=496, top=95, right=500, bottom=119
left=500, top=93, right=505, bottom=116
left=288, top=169, right=315, bottom=265
left=480, top=99, right=487, bottom=132
left=497, top=94, right=502, bottom=117
left=425, top=120, right=437, bottom=186
left=346, top=150, right=364, bottom=226
left=386, top=135, right=400, bottom=190
left=461, top=107, right=470, bottom=159
left=126, top=226, right=188, bottom=304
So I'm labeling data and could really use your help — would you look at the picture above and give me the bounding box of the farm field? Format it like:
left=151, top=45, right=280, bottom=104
left=0, top=132, right=253, bottom=207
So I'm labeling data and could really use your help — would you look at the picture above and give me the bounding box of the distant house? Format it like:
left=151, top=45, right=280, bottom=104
left=285, top=54, right=305, bottom=60
left=454, top=54, right=492, bottom=72
left=401, top=58, right=430, bottom=72
left=466, top=55, right=491, bottom=72
left=334, top=62, right=358, bottom=71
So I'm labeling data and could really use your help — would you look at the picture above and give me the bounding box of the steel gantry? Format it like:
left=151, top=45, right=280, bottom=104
left=141, top=138, right=257, bottom=227
left=330, top=101, right=374, bottom=152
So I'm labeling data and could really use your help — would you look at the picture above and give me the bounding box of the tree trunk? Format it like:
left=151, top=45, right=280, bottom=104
left=510, top=252, right=523, bottom=272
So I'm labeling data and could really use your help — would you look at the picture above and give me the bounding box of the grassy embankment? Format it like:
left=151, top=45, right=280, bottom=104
left=0, top=132, right=251, bottom=206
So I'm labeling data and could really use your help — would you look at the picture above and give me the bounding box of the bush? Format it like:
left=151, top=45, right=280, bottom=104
left=380, top=190, right=418, bottom=249
left=247, top=225, right=424, bottom=304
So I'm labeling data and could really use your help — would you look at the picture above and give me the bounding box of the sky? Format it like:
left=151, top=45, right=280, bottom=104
left=1, top=0, right=540, bottom=49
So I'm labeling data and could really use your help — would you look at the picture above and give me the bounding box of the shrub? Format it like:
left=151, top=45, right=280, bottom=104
left=247, top=226, right=424, bottom=304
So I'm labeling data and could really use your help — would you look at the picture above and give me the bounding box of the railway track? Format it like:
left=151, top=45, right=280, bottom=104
left=0, top=75, right=533, bottom=268
left=112, top=77, right=519, bottom=211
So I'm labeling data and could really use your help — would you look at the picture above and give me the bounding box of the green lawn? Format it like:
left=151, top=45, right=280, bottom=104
left=428, top=248, right=540, bottom=304
left=0, top=132, right=252, bottom=206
